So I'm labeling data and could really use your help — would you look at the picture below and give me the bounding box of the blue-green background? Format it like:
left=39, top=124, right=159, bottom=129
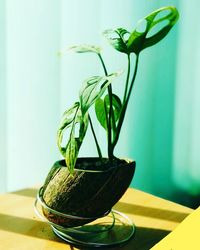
left=0, top=0, right=200, bottom=208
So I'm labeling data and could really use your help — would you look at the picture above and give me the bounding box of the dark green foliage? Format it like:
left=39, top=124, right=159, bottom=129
left=58, top=6, right=179, bottom=172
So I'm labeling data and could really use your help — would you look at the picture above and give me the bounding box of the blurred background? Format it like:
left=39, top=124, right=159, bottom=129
left=0, top=0, right=200, bottom=208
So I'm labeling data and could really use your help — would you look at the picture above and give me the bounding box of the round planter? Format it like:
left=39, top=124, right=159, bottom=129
left=41, top=157, right=135, bottom=228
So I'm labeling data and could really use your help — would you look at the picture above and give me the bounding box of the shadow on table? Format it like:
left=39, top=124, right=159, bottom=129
left=0, top=213, right=62, bottom=243
left=115, top=201, right=189, bottom=222
left=8, top=188, right=189, bottom=249
left=12, top=189, right=189, bottom=223
left=69, top=226, right=170, bottom=250
left=0, top=212, right=170, bottom=249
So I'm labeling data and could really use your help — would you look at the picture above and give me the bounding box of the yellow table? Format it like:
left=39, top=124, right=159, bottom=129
left=0, top=188, right=193, bottom=250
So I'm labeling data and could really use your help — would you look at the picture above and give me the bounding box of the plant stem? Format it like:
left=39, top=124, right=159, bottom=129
left=123, top=54, right=131, bottom=104
left=89, top=115, right=102, bottom=159
left=107, top=85, right=113, bottom=159
left=126, top=54, right=139, bottom=106
left=112, top=54, right=140, bottom=152
left=98, top=53, right=114, bottom=160
left=98, top=53, right=108, bottom=76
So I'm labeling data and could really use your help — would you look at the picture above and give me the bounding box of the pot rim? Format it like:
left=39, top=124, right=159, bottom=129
left=54, top=157, right=135, bottom=173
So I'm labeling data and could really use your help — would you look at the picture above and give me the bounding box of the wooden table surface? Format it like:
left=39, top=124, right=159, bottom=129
left=0, top=187, right=193, bottom=250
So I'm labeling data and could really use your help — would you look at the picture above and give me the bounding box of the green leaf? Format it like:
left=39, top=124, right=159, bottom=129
left=78, top=112, right=89, bottom=145
left=104, top=94, right=122, bottom=135
left=79, top=71, right=121, bottom=115
left=65, top=134, right=78, bottom=174
left=57, top=102, right=80, bottom=156
left=127, top=6, right=179, bottom=54
left=103, top=28, right=130, bottom=54
left=66, top=113, right=88, bottom=173
left=103, top=6, right=179, bottom=55
left=95, top=98, right=107, bottom=130
left=95, top=94, right=122, bottom=134
left=57, top=102, right=89, bottom=173
left=104, top=94, right=122, bottom=122
left=67, top=44, right=101, bottom=54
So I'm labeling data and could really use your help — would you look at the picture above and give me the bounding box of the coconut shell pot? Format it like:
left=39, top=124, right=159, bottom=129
left=41, top=157, right=135, bottom=228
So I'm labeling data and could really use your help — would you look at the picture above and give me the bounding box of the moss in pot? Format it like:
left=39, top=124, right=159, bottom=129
left=40, top=6, right=179, bottom=228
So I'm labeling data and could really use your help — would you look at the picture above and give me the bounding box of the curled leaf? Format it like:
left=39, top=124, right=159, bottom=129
left=103, top=28, right=130, bottom=54
left=57, top=102, right=89, bottom=173
left=65, top=135, right=78, bottom=174
left=61, top=44, right=102, bottom=55
left=57, top=102, right=80, bottom=155
left=79, top=71, right=122, bottom=115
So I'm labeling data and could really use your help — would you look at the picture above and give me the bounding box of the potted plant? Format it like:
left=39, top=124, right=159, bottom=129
left=36, top=5, right=179, bottom=245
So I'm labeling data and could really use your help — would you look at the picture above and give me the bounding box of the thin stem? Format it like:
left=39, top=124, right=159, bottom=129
left=89, top=115, right=102, bottom=159
left=112, top=54, right=140, bottom=152
left=98, top=53, right=114, bottom=160
left=103, top=99, right=110, bottom=150
left=98, top=53, right=108, bottom=75
left=123, top=54, right=131, bottom=104
left=126, top=54, right=139, bottom=105
left=107, top=86, right=113, bottom=159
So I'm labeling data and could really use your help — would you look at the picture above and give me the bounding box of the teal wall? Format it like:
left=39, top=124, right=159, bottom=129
left=1, top=0, right=200, bottom=207
left=0, top=0, right=7, bottom=192
left=127, top=3, right=179, bottom=197
left=5, top=0, right=61, bottom=190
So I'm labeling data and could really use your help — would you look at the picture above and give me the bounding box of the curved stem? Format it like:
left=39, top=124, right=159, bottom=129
left=112, top=54, right=140, bottom=152
left=89, top=115, right=102, bottom=159
left=123, top=54, right=131, bottom=104
left=98, top=53, right=108, bottom=75
left=126, top=54, right=139, bottom=106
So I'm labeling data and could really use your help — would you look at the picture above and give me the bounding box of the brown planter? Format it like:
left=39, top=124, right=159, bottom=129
left=41, top=157, right=135, bottom=228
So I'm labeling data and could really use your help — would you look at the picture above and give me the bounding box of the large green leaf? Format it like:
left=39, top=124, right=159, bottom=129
left=103, top=6, right=179, bottom=55
left=79, top=71, right=121, bottom=115
left=57, top=102, right=89, bottom=173
left=127, top=6, right=179, bottom=54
